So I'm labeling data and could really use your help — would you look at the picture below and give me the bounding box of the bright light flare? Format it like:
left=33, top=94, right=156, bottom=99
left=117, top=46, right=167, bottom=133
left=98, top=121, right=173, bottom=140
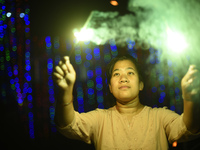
left=74, top=28, right=94, bottom=42
left=166, top=28, right=188, bottom=53
left=110, top=0, right=119, bottom=6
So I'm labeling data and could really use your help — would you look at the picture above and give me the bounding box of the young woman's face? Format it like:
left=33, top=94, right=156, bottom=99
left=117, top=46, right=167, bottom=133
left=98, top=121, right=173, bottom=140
left=109, top=60, right=144, bottom=104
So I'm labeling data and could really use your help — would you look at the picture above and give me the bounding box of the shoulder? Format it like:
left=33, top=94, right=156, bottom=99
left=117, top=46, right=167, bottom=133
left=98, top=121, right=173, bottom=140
left=143, top=106, right=180, bottom=118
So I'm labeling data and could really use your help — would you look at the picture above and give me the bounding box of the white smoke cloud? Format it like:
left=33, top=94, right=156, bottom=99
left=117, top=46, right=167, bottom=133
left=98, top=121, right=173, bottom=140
left=75, top=0, right=200, bottom=67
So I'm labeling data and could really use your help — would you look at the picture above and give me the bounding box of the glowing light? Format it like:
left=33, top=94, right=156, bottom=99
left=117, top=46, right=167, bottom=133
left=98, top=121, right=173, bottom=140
left=74, top=28, right=94, bottom=42
left=166, top=28, right=188, bottom=53
left=172, top=141, right=177, bottom=147
left=110, top=0, right=119, bottom=6
left=19, top=13, right=25, bottom=18
left=6, top=12, right=11, bottom=17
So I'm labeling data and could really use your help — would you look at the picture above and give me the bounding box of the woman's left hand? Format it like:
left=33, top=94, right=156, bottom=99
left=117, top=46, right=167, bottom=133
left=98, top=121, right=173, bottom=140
left=181, top=65, right=200, bottom=102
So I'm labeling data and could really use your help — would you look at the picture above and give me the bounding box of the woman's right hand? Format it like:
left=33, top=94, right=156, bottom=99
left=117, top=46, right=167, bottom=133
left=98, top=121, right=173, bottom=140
left=53, top=56, right=76, bottom=92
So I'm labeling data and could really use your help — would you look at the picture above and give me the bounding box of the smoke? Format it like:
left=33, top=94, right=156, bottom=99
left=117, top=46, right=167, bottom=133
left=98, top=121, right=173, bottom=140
left=76, top=0, right=200, bottom=69
left=76, top=11, right=138, bottom=46
left=128, top=0, right=200, bottom=64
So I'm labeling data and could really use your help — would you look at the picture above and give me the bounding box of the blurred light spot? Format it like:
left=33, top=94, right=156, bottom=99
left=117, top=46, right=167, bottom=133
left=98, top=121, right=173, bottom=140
left=110, top=0, right=119, bottom=6
left=20, top=13, right=25, bottom=18
left=172, top=141, right=177, bottom=147
left=6, top=12, right=11, bottom=17
left=152, top=87, right=157, bottom=93
left=170, top=105, right=175, bottom=111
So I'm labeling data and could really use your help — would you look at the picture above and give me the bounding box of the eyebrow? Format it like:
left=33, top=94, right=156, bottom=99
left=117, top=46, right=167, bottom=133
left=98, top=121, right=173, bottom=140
left=113, top=67, right=136, bottom=72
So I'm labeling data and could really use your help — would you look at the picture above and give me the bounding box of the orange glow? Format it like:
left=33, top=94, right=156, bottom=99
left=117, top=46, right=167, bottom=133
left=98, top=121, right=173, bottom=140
left=172, top=141, right=177, bottom=147
left=110, top=0, right=118, bottom=6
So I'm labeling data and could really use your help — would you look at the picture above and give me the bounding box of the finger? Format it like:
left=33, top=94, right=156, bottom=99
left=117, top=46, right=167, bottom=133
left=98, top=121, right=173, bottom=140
left=54, top=66, right=65, bottom=76
left=63, top=56, right=69, bottom=63
left=60, top=63, right=68, bottom=73
left=183, top=65, right=199, bottom=82
left=53, top=72, right=63, bottom=81
left=65, top=58, right=75, bottom=74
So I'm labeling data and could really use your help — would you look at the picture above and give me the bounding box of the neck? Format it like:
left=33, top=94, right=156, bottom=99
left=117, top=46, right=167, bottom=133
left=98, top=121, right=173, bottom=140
left=116, top=98, right=144, bottom=115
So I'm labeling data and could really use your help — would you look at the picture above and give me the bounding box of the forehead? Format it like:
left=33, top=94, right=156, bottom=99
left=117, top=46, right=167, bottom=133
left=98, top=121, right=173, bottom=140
left=112, top=60, right=137, bottom=71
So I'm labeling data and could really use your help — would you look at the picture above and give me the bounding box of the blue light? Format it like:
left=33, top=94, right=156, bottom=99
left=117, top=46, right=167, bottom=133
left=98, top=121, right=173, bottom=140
left=175, top=87, right=180, bottom=94
left=27, top=95, right=32, bottom=101
left=0, top=44, right=4, bottom=51
left=49, top=97, right=55, bottom=103
left=26, top=75, right=31, bottom=81
left=152, top=87, right=157, bottom=93
left=85, top=48, right=92, bottom=54
left=25, top=20, right=30, bottom=26
left=94, top=47, right=100, bottom=54
left=25, top=65, right=31, bottom=71
left=46, top=43, right=52, bottom=48
left=95, top=67, right=102, bottom=75
left=168, top=70, right=173, bottom=76
left=87, top=70, right=93, bottom=78
left=96, top=84, right=103, bottom=91
left=45, top=36, right=51, bottom=43
left=84, top=61, right=91, bottom=68
left=110, top=45, right=117, bottom=51
left=15, top=83, right=20, bottom=89
left=150, top=55, right=155, bottom=64
left=18, top=98, right=23, bottom=104
left=86, top=53, right=92, bottom=60
left=149, top=48, right=154, bottom=54
left=10, top=79, right=14, bottom=84
left=174, top=76, right=179, bottom=82
left=8, top=71, right=12, bottom=77
left=88, top=88, right=94, bottom=95
left=23, top=82, right=28, bottom=88
left=160, top=92, right=166, bottom=98
left=47, top=63, right=53, bottom=70
left=160, top=85, right=165, bottom=91
left=97, top=96, right=104, bottom=103
left=94, top=47, right=100, bottom=60
left=75, top=55, right=82, bottom=64
left=19, top=13, right=25, bottom=18
left=25, top=27, right=30, bottom=33
left=23, top=88, right=28, bottom=94
left=158, top=74, right=164, bottom=82
left=11, top=17, right=15, bottom=22
left=167, top=60, right=172, bottom=67
left=27, top=87, right=32, bottom=93
left=2, top=6, right=5, bottom=10
left=170, top=105, right=175, bottom=111
left=96, top=76, right=102, bottom=84
left=159, top=97, right=164, bottom=103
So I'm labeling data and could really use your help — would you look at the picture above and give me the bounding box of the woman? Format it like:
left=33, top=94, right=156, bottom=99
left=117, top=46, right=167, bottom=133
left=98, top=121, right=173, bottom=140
left=53, top=54, right=200, bottom=150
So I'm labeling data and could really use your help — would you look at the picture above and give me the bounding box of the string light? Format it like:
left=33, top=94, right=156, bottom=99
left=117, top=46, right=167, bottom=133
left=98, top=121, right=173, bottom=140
left=45, top=36, right=56, bottom=132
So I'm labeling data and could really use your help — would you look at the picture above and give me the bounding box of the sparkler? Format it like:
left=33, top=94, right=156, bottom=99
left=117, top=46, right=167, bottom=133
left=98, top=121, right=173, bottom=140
left=72, top=0, right=200, bottom=81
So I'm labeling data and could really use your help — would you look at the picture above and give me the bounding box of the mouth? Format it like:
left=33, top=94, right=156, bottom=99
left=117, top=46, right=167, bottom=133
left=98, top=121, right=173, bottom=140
left=119, top=86, right=130, bottom=89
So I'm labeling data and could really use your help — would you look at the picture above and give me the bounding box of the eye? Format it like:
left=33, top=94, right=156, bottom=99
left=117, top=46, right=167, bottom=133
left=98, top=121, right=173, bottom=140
left=128, top=72, right=134, bottom=75
left=113, top=73, right=120, bottom=76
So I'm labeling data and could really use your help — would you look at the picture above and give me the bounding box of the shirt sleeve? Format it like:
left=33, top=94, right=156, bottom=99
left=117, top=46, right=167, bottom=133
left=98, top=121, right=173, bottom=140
left=160, top=107, right=200, bottom=143
left=56, top=109, right=103, bottom=144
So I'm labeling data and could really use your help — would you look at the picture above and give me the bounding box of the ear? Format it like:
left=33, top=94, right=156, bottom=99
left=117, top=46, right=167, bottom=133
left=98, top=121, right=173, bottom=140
left=139, top=81, right=144, bottom=91
left=109, top=84, right=113, bottom=93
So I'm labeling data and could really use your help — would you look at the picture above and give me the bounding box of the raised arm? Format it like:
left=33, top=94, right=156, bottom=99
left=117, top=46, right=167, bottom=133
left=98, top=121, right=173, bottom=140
left=181, top=65, right=200, bottom=133
left=53, top=56, right=76, bottom=128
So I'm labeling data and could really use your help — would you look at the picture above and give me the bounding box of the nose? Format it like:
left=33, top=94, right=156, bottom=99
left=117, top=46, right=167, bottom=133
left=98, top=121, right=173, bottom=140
left=119, top=74, right=129, bottom=83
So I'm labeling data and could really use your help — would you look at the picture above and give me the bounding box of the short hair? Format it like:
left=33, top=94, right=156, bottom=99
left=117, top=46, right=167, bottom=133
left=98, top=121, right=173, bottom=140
left=106, top=54, right=144, bottom=84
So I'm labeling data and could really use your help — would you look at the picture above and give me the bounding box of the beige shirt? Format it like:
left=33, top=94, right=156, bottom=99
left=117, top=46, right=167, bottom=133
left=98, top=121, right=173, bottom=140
left=56, top=106, right=200, bottom=150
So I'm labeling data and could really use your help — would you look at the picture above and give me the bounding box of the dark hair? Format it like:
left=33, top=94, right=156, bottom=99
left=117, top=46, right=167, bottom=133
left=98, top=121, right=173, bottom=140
left=106, top=54, right=144, bottom=84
